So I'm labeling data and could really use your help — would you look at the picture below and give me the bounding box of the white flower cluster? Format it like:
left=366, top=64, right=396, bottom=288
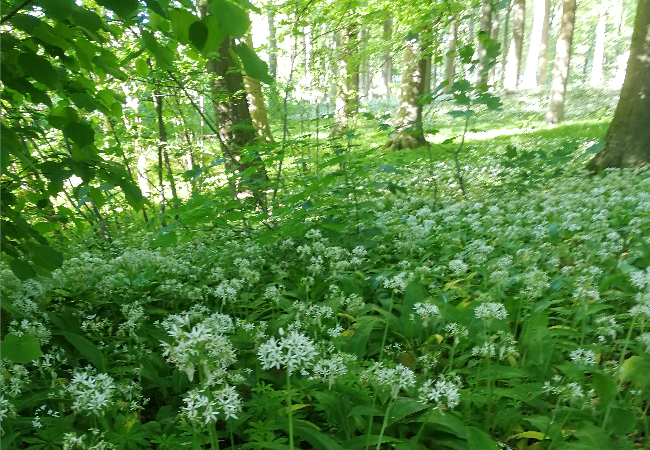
left=413, top=302, right=440, bottom=326
left=448, top=259, right=468, bottom=276
left=160, top=311, right=236, bottom=384
left=309, top=353, right=356, bottom=388
left=543, top=375, right=596, bottom=409
left=569, top=348, right=597, bottom=366
left=445, top=323, right=469, bottom=345
left=361, top=362, right=416, bottom=399
left=257, top=330, right=317, bottom=375
left=418, top=373, right=462, bottom=410
left=630, top=267, right=650, bottom=291
left=383, top=272, right=413, bottom=293
left=66, top=368, right=116, bottom=417
left=181, top=384, right=242, bottom=426
left=471, top=331, right=519, bottom=360
left=475, top=302, right=508, bottom=321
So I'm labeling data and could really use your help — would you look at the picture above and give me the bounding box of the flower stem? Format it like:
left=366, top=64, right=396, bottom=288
left=376, top=396, right=396, bottom=450
left=287, top=369, right=294, bottom=450
left=209, top=426, right=220, bottom=450
left=414, top=407, right=433, bottom=444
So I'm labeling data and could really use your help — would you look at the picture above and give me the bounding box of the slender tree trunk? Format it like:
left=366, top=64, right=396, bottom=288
left=490, top=11, right=500, bottom=83
left=590, top=0, right=608, bottom=86
left=544, top=0, right=576, bottom=124
left=478, top=1, right=493, bottom=84
left=521, top=0, right=546, bottom=88
left=385, top=37, right=427, bottom=150
left=153, top=91, right=169, bottom=226
left=423, top=54, right=432, bottom=94
left=361, top=27, right=371, bottom=99
left=244, top=35, right=275, bottom=142
left=445, top=16, right=458, bottom=92
left=538, top=0, right=551, bottom=85
left=154, top=93, right=179, bottom=209
left=382, top=17, right=393, bottom=98
left=267, top=0, right=277, bottom=79
left=504, top=0, right=526, bottom=93
left=332, top=22, right=359, bottom=135
left=501, top=1, right=513, bottom=87
left=587, top=0, right=650, bottom=170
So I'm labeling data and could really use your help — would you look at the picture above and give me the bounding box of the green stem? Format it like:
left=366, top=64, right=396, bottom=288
left=546, top=407, right=572, bottom=450
left=209, top=426, right=220, bottom=450
left=364, top=293, right=395, bottom=450
left=447, top=342, right=457, bottom=373
left=602, top=314, right=637, bottom=428
left=540, top=397, right=562, bottom=446
left=414, top=407, right=433, bottom=444
left=287, top=369, right=294, bottom=450
left=376, top=396, right=396, bottom=450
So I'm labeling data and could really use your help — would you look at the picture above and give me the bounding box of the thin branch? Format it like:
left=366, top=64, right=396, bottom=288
left=1, top=0, right=33, bottom=25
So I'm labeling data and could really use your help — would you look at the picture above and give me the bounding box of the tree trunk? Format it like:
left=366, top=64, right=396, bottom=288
left=445, top=16, right=458, bottom=92
left=153, top=91, right=168, bottom=227
left=538, top=0, right=551, bottom=85
left=332, top=23, right=359, bottom=135
left=504, top=0, right=526, bottom=93
left=361, top=27, right=372, bottom=99
left=501, top=1, right=513, bottom=87
left=385, top=37, right=427, bottom=150
left=423, top=54, right=432, bottom=94
left=490, top=11, right=500, bottom=83
left=267, top=0, right=277, bottom=79
left=544, top=0, right=576, bottom=124
left=590, top=0, right=608, bottom=86
left=244, top=35, right=275, bottom=142
left=521, top=0, right=546, bottom=88
left=382, top=17, right=393, bottom=98
left=587, top=0, right=650, bottom=170
left=478, top=1, right=493, bottom=84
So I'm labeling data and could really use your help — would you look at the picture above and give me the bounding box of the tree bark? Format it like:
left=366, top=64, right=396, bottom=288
left=521, top=0, right=546, bottom=88
left=590, top=0, right=608, bottom=86
left=538, top=0, right=551, bottom=85
left=587, top=0, right=650, bottom=170
left=385, top=37, right=427, bottom=150
left=501, top=1, right=513, bottom=87
left=504, top=0, right=526, bottom=93
left=478, top=1, right=493, bottom=84
left=445, top=16, right=458, bottom=92
left=382, top=17, right=393, bottom=98
left=332, top=22, right=359, bottom=134
left=490, top=11, right=500, bottom=83
left=544, top=0, right=576, bottom=124
left=267, top=0, right=277, bottom=79
left=244, top=35, right=275, bottom=142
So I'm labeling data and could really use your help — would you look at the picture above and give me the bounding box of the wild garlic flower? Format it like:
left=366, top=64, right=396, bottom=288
left=471, top=331, right=519, bottom=360
left=475, top=302, right=508, bottom=321
left=66, top=368, right=116, bottom=417
left=160, top=312, right=236, bottom=384
left=361, top=362, right=416, bottom=399
left=418, top=373, right=462, bottom=410
left=383, top=272, right=413, bottom=293
left=181, top=385, right=242, bottom=426
left=445, top=323, right=469, bottom=345
left=630, top=267, right=650, bottom=291
left=630, top=292, right=650, bottom=316
left=310, top=353, right=356, bottom=389
left=257, top=330, right=317, bottom=375
left=543, top=375, right=596, bottom=410
left=569, top=348, right=597, bottom=366
left=448, top=259, right=468, bottom=276
left=636, top=332, right=650, bottom=351
left=413, top=302, right=440, bottom=326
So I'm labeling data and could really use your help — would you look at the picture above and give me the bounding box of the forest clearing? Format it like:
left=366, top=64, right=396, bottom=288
left=1, top=0, right=650, bottom=449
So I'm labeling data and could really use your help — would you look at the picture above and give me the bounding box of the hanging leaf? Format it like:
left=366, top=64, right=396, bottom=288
left=141, top=30, right=173, bottom=70
left=9, top=259, right=37, bottom=281
left=64, top=121, right=95, bottom=149
left=30, top=244, right=64, bottom=271
left=95, top=0, right=139, bottom=19
left=61, top=331, right=109, bottom=372
left=188, top=20, right=209, bottom=51
left=1, top=333, right=44, bottom=364
left=209, top=0, right=250, bottom=38
left=17, top=51, right=58, bottom=88
left=236, top=42, right=273, bottom=84
left=466, top=426, right=498, bottom=450
left=170, top=9, right=197, bottom=45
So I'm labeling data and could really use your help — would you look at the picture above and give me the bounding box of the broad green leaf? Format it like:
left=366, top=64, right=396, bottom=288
left=416, top=410, right=467, bottom=438
left=170, top=9, right=198, bottom=44
left=64, top=122, right=95, bottom=149
left=30, top=244, right=64, bottom=272
left=145, top=0, right=169, bottom=18
left=96, top=0, right=139, bottom=18
left=35, top=0, right=74, bottom=20
left=17, top=51, right=58, bottom=88
left=236, top=42, right=273, bottom=84
left=89, top=187, right=106, bottom=209
left=69, top=7, right=104, bottom=33
left=342, top=436, right=400, bottom=450
left=209, top=0, right=250, bottom=38
left=289, top=423, right=345, bottom=450
left=387, top=397, right=427, bottom=426
left=135, top=57, right=150, bottom=77
left=189, top=20, right=209, bottom=52
left=592, top=373, right=617, bottom=407
left=1, top=333, right=44, bottom=363
left=141, top=30, right=173, bottom=70
left=71, top=93, right=100, bottom=112
left=9, top=259, right=37, bottom=281
left=61, top=331, right=108, bottom=372
left=466, top=426, right=498, bottom=450
left=152, top=230, right=178, bottom=249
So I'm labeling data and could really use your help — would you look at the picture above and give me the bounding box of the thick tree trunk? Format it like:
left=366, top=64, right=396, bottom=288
left=587, top=0, right=650, bottom=170
left=538, top=0, right=551, bottom=85
left=504, top=0, right=526, bottom=93
left=445, top=16, right=458, bottom=92
left=382, top=17, right=393, bottom=98
left=267, top=0, right=277, bottom=79
left=385, top=37, right=427, bottom=150
left=478, top=1, right=493, bottom=84
left=544, top=0, right=576, bottom=124
left=522, top=0, right=546, bottom=88
left=590, top=0, right=608, bottom=86
left=244, top=35, right=275, bottom=142
left=332, top=23, right=359, bottom=134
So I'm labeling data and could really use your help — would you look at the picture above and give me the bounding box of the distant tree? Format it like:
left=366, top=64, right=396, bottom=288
left=538, top=0, right=551, bottom=85
left=544, top=0, right=576, bottom=124
left=478, top=1, right=493, bottom=84
left=244, top=36, right=275, bottom=142
left=382, top=17, right=393, bottom=98
left=385, top=36, right=428, bottom=150
left=332, top=22, right=360, bottom=134
left=521, top=0, right=546, bottom=88
left=504, top=0, right=526, bottom=93
left=445, top=16, right=459, bottom=92
left=590, top=0, right=608, bottom=86
left=587, top=0, right=650, bottom=170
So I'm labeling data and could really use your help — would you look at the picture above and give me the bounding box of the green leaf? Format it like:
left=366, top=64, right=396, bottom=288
left=448, top=109, right=473, bottom=119
left=1, top=333, right=44, bottom=363
left=466, top=426, right=498, bottom=450
left=35, top=0, right=75, bottom=20
left=9, top=259, right=37, bottom=281
left=71, top=93, right=100, bottom=112
left=64, top=122, right=95, bottom=149
left=592, top=373, right=617, bottom=407
left=17, top=51, right=58, bottom=88
left=61, top=331, right=108, bottom=372
left=69, top=7, right=104, bottom=33
left=95, top=0, right=139, bottom=18
left=141, top=30, right=173, bottom=70
left=416, top=410, right=467, bottom=438
left=388, top=397, right=427, bottom=426
left=209, top=0, right=250, bottom=38
left=290, top=422, right=345, bottom=450
left=152, top=230, right=178, bottom=249
left=30, top=244, right=64, bottom=272
left=135, top=57, right=150, bottom=77
left=89, top=187, right=106, bottom=209
left=505, top=144, right=517, bottom=159
left=170, top=9, right=198, bottom=45
left=401, top=282, right=428, bottom=337
left=236, top=42, right=273, bottom=84
left=188, top=20, right=209, bottom=52
left=145, top=0, right=169, bottom=18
